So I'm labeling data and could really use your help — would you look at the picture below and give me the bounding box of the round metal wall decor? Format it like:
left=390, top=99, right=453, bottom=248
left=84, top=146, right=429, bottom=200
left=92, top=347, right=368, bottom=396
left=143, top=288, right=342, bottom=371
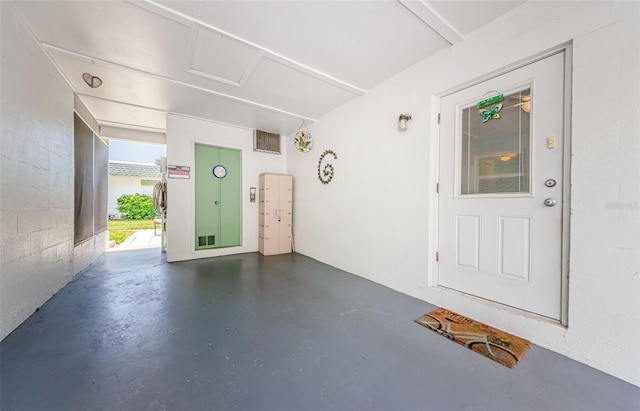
left=317, top=150, right=337, bottom=185
left=294, top=130, right=313, bottom=153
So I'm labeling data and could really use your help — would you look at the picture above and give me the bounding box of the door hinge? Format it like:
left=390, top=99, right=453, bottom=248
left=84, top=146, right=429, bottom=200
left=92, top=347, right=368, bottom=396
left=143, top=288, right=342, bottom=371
left=436, top=252, right=439, bottom=262
left=436, top=183, right=439, bottom=193
left=437, top=113, right=441, bottom=124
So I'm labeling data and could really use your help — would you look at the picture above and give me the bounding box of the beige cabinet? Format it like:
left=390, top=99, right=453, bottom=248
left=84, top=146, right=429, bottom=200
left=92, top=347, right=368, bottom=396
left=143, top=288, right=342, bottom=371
left=258, top=173, right=293, bottom=256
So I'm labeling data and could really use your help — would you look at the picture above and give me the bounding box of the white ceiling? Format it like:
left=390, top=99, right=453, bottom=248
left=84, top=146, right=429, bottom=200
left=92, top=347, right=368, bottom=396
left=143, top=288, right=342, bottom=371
left=11, top=0, right=526, bottom=140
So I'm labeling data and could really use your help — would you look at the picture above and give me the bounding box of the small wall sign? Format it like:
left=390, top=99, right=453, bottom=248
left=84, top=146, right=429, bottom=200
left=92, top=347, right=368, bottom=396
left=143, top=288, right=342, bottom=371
left=168, top=165, right=190, bottom=179
left=476, top=94, right=504, bottom=109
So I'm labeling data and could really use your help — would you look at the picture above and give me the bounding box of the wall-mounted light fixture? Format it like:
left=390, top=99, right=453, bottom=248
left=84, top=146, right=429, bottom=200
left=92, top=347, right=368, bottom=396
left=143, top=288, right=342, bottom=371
left=398, top=114, right=412, bottom=131
left=82, top=72, right=102, bottom=88
left=250, top=187, right=256, bottom=202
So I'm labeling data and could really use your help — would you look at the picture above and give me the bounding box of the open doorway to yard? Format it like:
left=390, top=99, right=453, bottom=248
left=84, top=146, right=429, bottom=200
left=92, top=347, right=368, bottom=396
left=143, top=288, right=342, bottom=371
left=107, top=139, right=166, bottom=251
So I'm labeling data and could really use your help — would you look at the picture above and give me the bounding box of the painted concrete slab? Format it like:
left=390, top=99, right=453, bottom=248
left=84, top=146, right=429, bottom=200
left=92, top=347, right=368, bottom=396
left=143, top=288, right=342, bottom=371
left=1, top=250, right=638, bottom=410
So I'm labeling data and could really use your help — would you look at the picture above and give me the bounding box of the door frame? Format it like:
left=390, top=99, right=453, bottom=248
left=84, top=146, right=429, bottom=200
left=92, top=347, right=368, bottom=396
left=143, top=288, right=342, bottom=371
left=430, top=43, right=573, bottom=325
left=189, top=138, right=246, bottom=257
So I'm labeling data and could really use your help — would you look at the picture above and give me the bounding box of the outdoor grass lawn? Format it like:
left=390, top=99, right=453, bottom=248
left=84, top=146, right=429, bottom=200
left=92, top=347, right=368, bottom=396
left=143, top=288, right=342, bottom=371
left=108, top=219, right=156, bottom=243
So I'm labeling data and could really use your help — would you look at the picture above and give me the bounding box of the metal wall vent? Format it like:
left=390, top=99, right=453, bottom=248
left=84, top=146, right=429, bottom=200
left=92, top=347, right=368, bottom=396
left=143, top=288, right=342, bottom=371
left=254, top=130, right=281, bottom=154
left=198, top=235, right=215, bottom=247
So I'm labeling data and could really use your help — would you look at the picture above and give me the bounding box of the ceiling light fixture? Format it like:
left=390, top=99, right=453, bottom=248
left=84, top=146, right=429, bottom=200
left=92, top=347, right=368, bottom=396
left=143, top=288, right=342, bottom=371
left=398, top=114, right=412, bottom=131
left=500, top=153, right=517, bottom=162
left=520, top=96, right=531, bottom=113
left=82, top=72, right=102, bottom=88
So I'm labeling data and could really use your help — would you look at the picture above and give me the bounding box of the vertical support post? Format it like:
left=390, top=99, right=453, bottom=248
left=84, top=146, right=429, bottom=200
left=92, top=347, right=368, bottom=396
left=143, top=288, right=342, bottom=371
left=159, top=156, right=167, bottom=253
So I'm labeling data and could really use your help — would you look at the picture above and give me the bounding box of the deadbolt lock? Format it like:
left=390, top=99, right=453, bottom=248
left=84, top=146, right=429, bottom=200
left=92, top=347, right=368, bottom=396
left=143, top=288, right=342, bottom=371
left=545, top=179, right=557, bottom=188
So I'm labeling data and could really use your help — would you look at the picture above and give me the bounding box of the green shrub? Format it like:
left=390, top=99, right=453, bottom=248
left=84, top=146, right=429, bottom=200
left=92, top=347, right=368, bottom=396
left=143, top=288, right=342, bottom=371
left=116, top=194, right=155, bottom=220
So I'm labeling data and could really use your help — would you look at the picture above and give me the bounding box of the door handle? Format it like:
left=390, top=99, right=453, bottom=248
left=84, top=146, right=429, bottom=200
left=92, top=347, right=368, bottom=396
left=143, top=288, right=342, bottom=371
left=544, top=198, right=557, bottom=207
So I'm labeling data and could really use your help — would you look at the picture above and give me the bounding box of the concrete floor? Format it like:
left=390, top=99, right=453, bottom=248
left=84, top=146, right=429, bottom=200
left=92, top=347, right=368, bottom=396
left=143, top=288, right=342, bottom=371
left=109, top=229, right=162, bottom=251
left=1, top=249, right=638, bottom=411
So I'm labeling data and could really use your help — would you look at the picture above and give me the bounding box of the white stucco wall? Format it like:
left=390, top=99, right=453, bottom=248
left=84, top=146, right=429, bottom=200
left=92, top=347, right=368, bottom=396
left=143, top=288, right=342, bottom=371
left=287, top=1, right=639, bottom=386
left=108, top=176, right=148, bottom=215
left=165, top=114, right=287, bottom=262
left=0, top=4, right=107, bottom=340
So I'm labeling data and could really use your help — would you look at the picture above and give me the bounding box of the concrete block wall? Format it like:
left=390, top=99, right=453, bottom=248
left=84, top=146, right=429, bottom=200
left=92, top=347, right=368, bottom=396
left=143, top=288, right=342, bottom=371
left=0, top=4, right=106, bottom=340
left=287, top=1, right=639, bottom=385
left=566, top=1, right=640, bottom=380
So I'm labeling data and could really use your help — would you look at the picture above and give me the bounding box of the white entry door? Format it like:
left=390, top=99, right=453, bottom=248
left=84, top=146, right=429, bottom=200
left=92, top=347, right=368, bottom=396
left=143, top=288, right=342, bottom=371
left=438, top=52, right=567, bottom=320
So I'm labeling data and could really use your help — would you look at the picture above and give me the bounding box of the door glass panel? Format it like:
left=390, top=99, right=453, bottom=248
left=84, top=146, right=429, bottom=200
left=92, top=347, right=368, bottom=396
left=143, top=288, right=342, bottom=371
left=460, top=87, right=531, bottom=195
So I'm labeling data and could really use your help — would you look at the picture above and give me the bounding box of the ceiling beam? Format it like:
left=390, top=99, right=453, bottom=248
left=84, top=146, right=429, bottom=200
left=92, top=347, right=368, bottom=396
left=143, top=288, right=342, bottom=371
left=100, top=125, right=166, bottom=145
left=398, top=0, right=463, bottom=45
left=74, top=95, right=100, bottom=136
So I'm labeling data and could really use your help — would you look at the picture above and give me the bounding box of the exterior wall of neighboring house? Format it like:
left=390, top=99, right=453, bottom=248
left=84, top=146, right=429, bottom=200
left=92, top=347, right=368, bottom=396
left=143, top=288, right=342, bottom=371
left=0, top=5, right=107, bottom=340
left=287, top=1, right=639, bottom=386
left=108, top=176, right=143, bottom=216
left=108, top=176, right=159, bottom=216
left=108, top=161, right=160, bottom=217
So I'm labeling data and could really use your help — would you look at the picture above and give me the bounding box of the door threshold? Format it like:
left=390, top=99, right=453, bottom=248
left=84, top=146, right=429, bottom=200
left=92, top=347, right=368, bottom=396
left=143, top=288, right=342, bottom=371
left=435, top=285, right=567, bottom=327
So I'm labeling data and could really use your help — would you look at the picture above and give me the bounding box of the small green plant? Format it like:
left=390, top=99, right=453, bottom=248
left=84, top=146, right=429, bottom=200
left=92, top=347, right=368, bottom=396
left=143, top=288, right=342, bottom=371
left=108, top=219, right=155, bottom=230
left=108, top=219, right=156, bottom=244
left=109, top=230, right=134, bottom=244
left=116, top=193, right=155, bottom=220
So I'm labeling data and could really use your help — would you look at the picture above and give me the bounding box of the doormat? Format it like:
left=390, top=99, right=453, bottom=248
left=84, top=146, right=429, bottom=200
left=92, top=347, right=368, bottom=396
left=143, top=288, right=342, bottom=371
left=415, top=307, right=530, bottom=368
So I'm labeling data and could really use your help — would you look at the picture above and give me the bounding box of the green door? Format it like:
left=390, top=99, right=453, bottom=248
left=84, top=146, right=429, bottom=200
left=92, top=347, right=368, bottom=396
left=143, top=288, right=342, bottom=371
left=194, top=144, right=241, bottom=250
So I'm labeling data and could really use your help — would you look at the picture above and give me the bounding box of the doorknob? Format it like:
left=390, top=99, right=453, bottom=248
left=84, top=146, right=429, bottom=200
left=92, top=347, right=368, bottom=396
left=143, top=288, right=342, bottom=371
left=544, top=198, right=557, bottom=207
